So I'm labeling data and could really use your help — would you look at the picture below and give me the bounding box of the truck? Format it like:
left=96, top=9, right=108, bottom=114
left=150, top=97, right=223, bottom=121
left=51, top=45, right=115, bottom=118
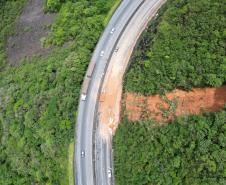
left=81, top=77, right=91, bottom=101
left=87, top=61, right=96, bottom=77
left=81, top=61, right=96, bottom=101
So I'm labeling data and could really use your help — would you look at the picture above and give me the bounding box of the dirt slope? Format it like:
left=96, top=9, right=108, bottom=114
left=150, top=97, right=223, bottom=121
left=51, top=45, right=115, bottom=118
left=6, top=0, right=56, bottom=66
left=125, top=85, right=226, bottom=123
left=97, top=0, right=166, bottom=140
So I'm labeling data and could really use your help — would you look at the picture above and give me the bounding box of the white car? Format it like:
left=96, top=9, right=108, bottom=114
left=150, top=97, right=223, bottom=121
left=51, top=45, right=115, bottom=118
left=81, top=94, right=86, bottom=101
left=110, top=27, right=115, bottom=34
left=100, top=50, right=104, bottom=57
left=107, top=169, right=112, bottom=178
left=81, top=150, right=85, bottom=158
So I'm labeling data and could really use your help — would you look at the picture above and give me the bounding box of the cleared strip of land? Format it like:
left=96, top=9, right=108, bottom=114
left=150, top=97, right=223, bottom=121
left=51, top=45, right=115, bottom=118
left=125, top=85, right=226, bottom=123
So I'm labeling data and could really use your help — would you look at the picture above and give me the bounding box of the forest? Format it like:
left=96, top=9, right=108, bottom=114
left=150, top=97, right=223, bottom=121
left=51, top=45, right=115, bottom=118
left=124, top=0, right=226, bottom=95
left=114, top=110, right=226, bottom=185
left=0, top=0, right=117, bottom=184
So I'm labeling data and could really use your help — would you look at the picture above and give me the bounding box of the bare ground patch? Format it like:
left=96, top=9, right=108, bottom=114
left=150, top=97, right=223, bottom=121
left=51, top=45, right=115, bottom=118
left=6, top=0, right=56, bottom=66
left=124, top=85, right=226, bottom=123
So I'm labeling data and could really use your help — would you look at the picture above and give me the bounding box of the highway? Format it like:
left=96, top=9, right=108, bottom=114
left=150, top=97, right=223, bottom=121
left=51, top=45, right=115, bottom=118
left=74, top=1, right=166, bottom=185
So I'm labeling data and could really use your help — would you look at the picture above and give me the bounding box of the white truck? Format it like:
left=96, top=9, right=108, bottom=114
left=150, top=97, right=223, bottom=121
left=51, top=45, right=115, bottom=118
left=81, top=77, right=90, bottom=101
left=81, top=61, right=96, bottom=101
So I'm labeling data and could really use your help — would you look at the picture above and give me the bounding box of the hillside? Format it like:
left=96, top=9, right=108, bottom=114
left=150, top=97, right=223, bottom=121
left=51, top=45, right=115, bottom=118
left=114, top=0, right=226, bottom=184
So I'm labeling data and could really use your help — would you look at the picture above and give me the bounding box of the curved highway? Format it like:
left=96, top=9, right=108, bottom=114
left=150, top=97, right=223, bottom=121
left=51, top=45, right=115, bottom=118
left=74, top=1, right=166, bottom=185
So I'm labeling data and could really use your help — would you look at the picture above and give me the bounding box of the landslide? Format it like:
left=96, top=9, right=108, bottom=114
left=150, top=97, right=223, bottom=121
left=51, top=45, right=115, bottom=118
left=125, top=85, right=226, bottom=123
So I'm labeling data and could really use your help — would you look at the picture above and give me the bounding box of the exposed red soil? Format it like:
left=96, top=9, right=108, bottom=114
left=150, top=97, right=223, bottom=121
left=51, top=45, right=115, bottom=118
left=124, top=85, right=226, bottom=123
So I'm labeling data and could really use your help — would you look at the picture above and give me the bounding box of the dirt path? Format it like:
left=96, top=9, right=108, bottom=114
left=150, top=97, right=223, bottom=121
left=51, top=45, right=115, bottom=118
left=124, top=85, right=226, bottom=123
left=6, top=0, right=56, bottom=66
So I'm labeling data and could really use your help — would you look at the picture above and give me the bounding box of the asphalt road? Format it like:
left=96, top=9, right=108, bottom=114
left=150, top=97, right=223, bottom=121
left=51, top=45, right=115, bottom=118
left=74, top=1, right=166, bottom=185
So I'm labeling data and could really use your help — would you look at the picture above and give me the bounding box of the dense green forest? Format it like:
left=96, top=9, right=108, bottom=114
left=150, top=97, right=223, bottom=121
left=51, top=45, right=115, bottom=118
left=125, top=0, right=226, bottom=95
left=0, top=0, right=117, bottom=184
left=114, top=110, right=226, bottom=185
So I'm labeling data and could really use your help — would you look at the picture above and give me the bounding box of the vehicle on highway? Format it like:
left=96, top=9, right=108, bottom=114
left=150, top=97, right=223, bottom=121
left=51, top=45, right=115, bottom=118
left=114, top=47, right=119, bottom=53
left=100, top=50, right=105, bottom=57
left=81, top=77, right=90, bottom=101
left=107, top=169, right=112, bottom=178
left=87, top=62, right=96, bottom=77
left=81, top=94, right=86, bottom=101
left=81, top=150, right=85, bottom=158
left=110, top=27, right=116, bottom=34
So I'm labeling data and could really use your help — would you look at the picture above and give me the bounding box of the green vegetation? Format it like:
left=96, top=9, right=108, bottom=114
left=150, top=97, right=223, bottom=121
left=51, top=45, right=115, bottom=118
left=68, top=142, right=74, bottom=185
left=0, top=0, right=27, bottom=67
left=45, top=0, right=75, bottom=12
left=161, top=96, right=178, bottom=119
left=0, top=48, right=80, bottom=185
left=45, top=0, right=65, bottom=12
left=45, top=0, right=115, bottom=46
left=114, top=110, right=226, bottom=185
left=125, top=0, right=226, bottom=95
left=0, top=0, right=116, bottom=184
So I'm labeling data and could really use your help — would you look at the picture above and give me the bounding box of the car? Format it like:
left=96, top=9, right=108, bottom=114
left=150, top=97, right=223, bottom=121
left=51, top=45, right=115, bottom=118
left=114, top=47, right=119, bottom=52
left=81, top=150, right=85, bottom=158
left=110, top=27, right=115, bottom=34
left=107, top=169, right=112, bottom=178
left=100, top=50, right=104, bottom=57
left=81, top=94, right=86, bottom=101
